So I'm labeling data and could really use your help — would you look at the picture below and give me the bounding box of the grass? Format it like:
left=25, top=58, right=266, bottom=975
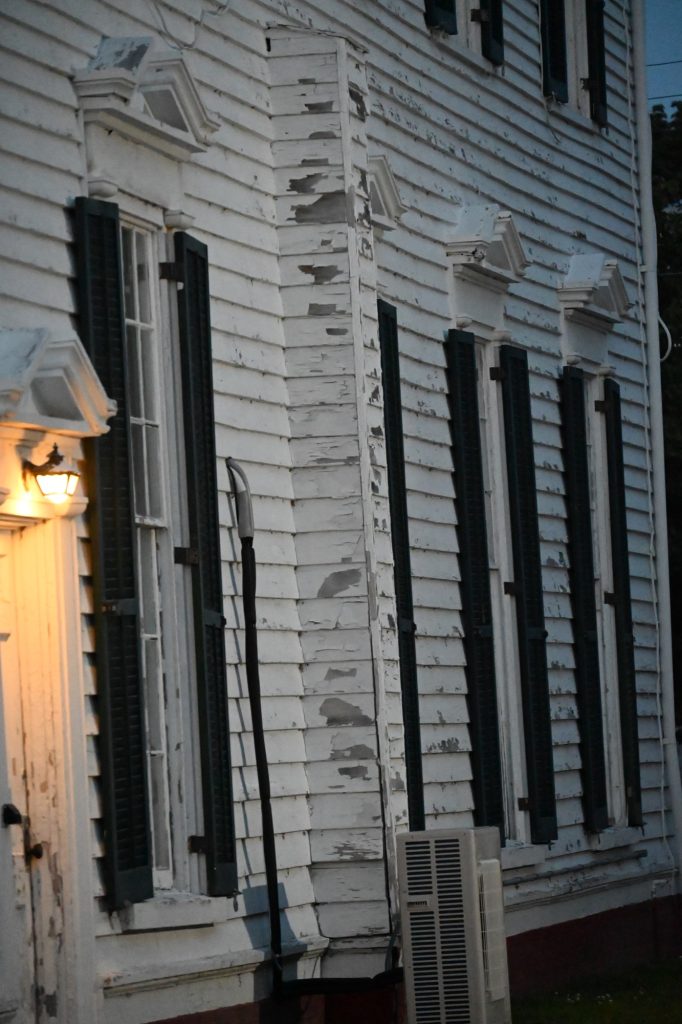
left=511, top=959, right=682, bottom=1023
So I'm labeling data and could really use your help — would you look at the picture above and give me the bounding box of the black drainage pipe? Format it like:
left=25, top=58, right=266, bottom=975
left=227, top=458, right=403, bottom=1002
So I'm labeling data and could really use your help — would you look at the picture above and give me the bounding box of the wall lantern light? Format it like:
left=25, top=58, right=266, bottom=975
left=23, top=443, right=80, bottom=505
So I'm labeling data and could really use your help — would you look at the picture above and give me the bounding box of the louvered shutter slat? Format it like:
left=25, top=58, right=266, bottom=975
left=74, top=196, right=153, bottom=909
left=560, top=368, right=608, bottom=833
left=174, top=232, right=238, bottom=895
left=424, top=0, right=457, bottom=35
left=445, top=331, right=504, bottom=836
left=585, top=0, right=608, bottom=126
left=540, top=0, right=569, bottom=103
left=603, top=379, right=642, bottom=827
left=499, top=346, right=557, bottom=843
left=479, top=0, right=504, bottom=66
left=378, top=300, right=425, bottom=831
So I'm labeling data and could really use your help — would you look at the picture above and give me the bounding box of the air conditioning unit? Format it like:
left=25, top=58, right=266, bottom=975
left=397, top=827, right=511, bottom=1024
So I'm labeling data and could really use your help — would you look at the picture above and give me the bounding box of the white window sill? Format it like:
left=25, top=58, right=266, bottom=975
left=587, top=826, right=641, bottom=853
left=116, top=892, right=229, bottom=933
left=501, top=842, right=548, bottom=872
left=101, top=935, right=329, bottom=995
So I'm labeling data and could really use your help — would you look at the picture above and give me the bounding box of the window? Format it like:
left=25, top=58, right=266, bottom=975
left=122, top=223, right=175, bottom=888
left=540, top=0, right=607, bottom=125
left=74, top=197, right=237, bottom=909
left=445, top=330, right=505, bottom=839
left=424, top=0, right=505, bottom=66
left=559, top=368, right=642, bottom=830
left=445, top=333, right=556, bottom=844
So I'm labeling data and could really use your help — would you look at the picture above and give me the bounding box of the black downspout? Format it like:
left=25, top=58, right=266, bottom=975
left=227, top=458, right=403, bottom=1001
left=227, top=458, right=283, bottom=992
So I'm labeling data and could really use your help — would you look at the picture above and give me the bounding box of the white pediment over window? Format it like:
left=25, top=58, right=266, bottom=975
left=368, top=155, right=407, bottom=234
left=0, top=329, right=115, bottom=438
left=445, top=205, right=529, bottom=339
left=446, top=205, right=529, bottom=291
left=558, top=254, right=630, bottom=330
left=73, top=36, right=220, bottom=161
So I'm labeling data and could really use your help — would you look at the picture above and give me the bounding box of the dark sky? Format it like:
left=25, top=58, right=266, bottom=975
left=646, top=0, right=682, bottom=107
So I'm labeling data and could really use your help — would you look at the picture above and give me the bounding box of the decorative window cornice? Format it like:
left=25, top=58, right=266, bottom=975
left=368, top=155, right=407, bottom=234
left=0, top=329, right=115, bottom=438
left=73, top=36, right=219, bottom=162
left=446, top=205, right=529, bottom=293
left=558, top=254, right=630, bottom=331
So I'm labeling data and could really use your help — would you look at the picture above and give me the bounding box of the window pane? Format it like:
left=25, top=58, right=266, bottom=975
left=138, top=529, right=159, bottom=637
left=131, top=421, right=148, bottom=518
left=145, top=425, right=163, bottom=520
left=122, top=226, right=135, bottom=319
left=140, top=327, right=157, bottom=420
left=125, top=325, right=143, bottom=420
left=136, top=231, right=152, bottom=324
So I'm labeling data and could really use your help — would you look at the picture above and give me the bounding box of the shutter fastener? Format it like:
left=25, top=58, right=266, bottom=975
left=489, top=366, right=505, bottom=382
left=603, top=591, right=616, bottom=605
left=174, top=546, right=200, bottom=565
left=188, top=835, right=207, bottom=854
left=159, top=261, right=184, bottom=282
left=594, top=399, right=608, bottom=413
left=470, top=8, right=490, bottom=22
left=517, top=796, right=530, bottom=812
left=503, top=581, right=517, bottom=596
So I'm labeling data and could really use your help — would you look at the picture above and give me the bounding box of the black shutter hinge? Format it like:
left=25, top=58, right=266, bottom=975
left=188, top=835, right=207, bottom=854
left=470, top=8, right=490, bottom=23
left=101, top=598, right=137, bottom=616
left=504, top=581, right=517, bottom=596
left=175, top=546, right=200, bottom=565
left=490, top=366, right=505, bottom=382
left=159, top=261, right=185, bottom=282
left=398, top=617, right=417, bottom=635
left=594, top=399, right=608, bottom=413
left=517, top=796, right=530, bottom=812
left=603, top=591, right=616, bottom=606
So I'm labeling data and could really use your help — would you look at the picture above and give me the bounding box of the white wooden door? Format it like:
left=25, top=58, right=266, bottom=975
left=0, top=529, right=36, bottom=1023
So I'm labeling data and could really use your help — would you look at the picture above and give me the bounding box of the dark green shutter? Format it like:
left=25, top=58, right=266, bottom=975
left=540, top=0, right=569, bottom=103
left=602, top=379, right=642, bottom=826
left=560, top=368, right=608, bottom=833
left=446, top=331, right=504, bottom=836
left=74, top=197, right=153, bottom=909
left=174, top=232, right=238, bottom=894
left=585, top=0, right=608, bottom=126
left=424, top=0, right=457, bottom=35
left=498, top=346, right=557, bottom=843
left=479, top=0, right=504, bottom=66
left=378, top=300, right=425, bottom=831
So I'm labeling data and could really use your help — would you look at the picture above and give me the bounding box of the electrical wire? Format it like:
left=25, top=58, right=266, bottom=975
left=623, top=0, right=677, bottom=880
left=146, top=0, right=233, bottom=51
left=659, top=315, right=673, bottom=362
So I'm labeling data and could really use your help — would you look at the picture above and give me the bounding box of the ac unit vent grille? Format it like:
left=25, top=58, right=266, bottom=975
left=435, top=838, right=470, bottom=1023
left=398, top=828, right=511, bottom=1024
left=405, top=840, right=434, bottom=895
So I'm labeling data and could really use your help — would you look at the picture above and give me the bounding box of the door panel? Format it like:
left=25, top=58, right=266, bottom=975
left=0, top=530, right=35, bottom=1023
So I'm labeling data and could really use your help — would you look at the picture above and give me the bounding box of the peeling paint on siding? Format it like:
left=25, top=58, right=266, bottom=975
left=316, top=568, right=361, bottom=598
left=298, top=263, right=343, bottom=284
left=291, top=192, right=347, bottom=222
left=330, top=743, right=374, bottom=761
left=319, top=697, right=372, bottom=727
left=308, top=303, right=340, bottom=316
left=338, top=765, right=369, bottom=780
left=348, top=84, right=367, bottom=120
